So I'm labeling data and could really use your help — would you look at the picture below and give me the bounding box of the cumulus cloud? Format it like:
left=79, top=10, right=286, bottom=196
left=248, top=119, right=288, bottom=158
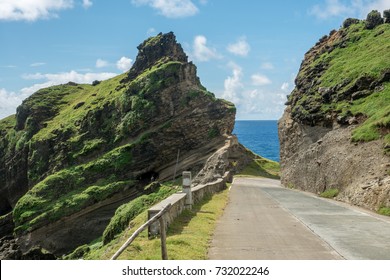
left=116, top=57, right=133, bottom=72
left=251, top=74, right=272, bottom=86
left=95, top=59, right=109, bottom=68
left=132, top=0, right=198, bottom=18
left=0, top=0, right=74, bottom=21
left=221, top=62, right=243, bottom=105
left=310, top=0, right=390, bottom=19
left=0, top=88, right=29, bottom=119
left=227, top=37, right=250, bottom=57
left=192, top=35, right=221, bottom=62
left=82, top=0, right=93, bottom=9
left=20, top=70, right=117, bottom=97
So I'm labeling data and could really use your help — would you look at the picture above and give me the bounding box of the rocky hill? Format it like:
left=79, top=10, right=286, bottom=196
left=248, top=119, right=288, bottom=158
left=0, top=32, right=239, bottom=258
left=279, top=11, right=390, bottom=212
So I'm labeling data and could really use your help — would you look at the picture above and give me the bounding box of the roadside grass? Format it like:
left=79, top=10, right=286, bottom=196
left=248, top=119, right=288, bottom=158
left=238, top=157, right=280, bottom=179
left=378, top=207, right=390, bottom=216
left=320, top=188, right=339, bottom=198
left=81, top=188, right=229, bottom=260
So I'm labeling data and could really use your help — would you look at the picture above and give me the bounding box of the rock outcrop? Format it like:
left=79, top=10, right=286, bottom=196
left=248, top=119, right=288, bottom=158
left=279, top=16, right=390, bottom=211
left=0, top=32, right=236, bottom=257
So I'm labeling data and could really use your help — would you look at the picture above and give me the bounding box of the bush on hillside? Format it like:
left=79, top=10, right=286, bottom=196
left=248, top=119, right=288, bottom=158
left=365, top=10, right=383, bottom=29
left=343, top=18, right=360, bottom=28
left=384, top=9, right=390, bottom=23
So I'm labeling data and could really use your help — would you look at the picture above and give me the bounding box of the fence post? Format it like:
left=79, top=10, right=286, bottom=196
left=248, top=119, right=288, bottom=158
left=182, top=171, right=192, bottom=210
left=159, top=216, right=168, bottom=260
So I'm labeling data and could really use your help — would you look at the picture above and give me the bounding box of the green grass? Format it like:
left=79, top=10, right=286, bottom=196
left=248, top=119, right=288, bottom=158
left=319, top=23, right=390, bottom=89
left=102, top=183, right=177, bottom=244
left=238, top=157, right=280, bottom=179
left=320, top=188, right=339, bottom=198
left=81, top=188, right=229, bottom=260
left=378, top=207, right=390, bottom=216
left=350, top=83, right=390, bottom=143
left=13, top=143, right=136, bottom=233
left=291, top=22, right=390, bottom=148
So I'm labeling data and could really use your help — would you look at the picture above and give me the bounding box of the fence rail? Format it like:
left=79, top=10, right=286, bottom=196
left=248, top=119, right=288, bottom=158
left=110, top=203, right=172, bottom=260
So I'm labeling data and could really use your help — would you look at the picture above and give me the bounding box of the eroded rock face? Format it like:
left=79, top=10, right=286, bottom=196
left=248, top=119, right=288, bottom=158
left=0, top=32, right=236, bottom=256
left=279, top=21, right=390, bottom=211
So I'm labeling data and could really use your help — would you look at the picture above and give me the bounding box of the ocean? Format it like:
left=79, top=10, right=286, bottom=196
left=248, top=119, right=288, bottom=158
left=233, top=120, right=280, bottom=162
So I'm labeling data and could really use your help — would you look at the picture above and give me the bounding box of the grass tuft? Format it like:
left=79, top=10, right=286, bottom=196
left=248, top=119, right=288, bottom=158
left=320, top=188, right=339, bottom=198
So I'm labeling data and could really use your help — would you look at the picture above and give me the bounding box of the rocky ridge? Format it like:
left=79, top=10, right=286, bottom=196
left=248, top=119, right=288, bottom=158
left=279, top=14, right=390, bottom=211
left=0, top=32, right=237, bottom=258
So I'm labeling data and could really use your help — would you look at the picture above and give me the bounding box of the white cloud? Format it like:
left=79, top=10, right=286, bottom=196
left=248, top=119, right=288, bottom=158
left=261, top=62, right=275, bottom=70
left=310, top=0, right=390, bottom=19
left=227, top=37, right=250, bottom=57
left=21, top=70, right=117, bottom=96
left=192, top=35, right=220, bottom=62
left=221, top=62, right=243, bottom=105
left=132, top=0, right=198, bottom=18
left=0, top=0, right=74, bottom=21
left=116, top=57, right=133, bottom=72
left=82, top=0, right=93, bottom=9
left=147, top=27, right=156, bottom=35
left=30, top=62, right=46, bottom=67
left=251, top=74, right=272, bottom=86
left=96, top=59, right=109, bottom=68
left=281, top=82, right=290, bottom=91
left=0, top=88, right=30, bottom=119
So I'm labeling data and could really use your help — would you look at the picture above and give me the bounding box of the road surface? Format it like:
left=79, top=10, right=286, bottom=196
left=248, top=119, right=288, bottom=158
left=208, top=177, right=390, bottom=259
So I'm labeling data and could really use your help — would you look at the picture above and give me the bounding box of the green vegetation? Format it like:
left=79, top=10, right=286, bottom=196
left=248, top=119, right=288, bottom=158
left=102, top=183, right=176, bottom=244
left=292, top=20, right=390, bottom=150
left=13, top=143, right=136, bottom=233
left=239, top=157, right=280, bottom=179
left=349, top=83, right=390, bottom=146
left=378, top=206, right=390, bottom=216
left=320, top=188, right=340, bottom=198
left=81, top=188, right=229, bottom=260
left=319, top=23, right=389, bottom=90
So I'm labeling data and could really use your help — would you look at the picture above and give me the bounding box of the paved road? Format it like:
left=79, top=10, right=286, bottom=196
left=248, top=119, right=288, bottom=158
left=208, top=177, right=390, bottom=260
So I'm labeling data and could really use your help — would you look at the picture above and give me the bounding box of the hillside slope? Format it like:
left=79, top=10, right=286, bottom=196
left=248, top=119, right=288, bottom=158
left=0, top=32, right=236, bottom=256
left=279, top=13, right=390, bottom=212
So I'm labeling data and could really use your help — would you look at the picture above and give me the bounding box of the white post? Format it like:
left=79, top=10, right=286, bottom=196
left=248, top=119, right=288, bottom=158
left=182, top=171, right=192, bottom=210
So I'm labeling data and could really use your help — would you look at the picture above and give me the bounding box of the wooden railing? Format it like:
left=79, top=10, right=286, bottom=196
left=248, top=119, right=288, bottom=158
left=110, top=203, right=172, bottom=260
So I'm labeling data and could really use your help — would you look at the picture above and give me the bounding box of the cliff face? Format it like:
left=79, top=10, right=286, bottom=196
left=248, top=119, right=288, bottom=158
left=279, top=19, right=390, bottom=211
left=0, top=32, right=235, bottom=256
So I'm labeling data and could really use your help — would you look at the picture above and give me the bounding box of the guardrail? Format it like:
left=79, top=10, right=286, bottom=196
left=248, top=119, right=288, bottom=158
left=110, top=203, right=172, bottom=260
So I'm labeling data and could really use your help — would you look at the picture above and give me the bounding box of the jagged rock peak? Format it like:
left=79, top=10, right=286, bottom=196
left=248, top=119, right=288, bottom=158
left=126, top=32, right=188, bottom=80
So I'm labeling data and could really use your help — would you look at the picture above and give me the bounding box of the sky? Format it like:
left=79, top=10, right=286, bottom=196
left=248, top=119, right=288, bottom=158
left=0, top=0, right=389, bottom=120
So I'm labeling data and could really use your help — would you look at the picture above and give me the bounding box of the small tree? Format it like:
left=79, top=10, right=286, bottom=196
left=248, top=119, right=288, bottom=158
left=384, top=9, right=390, bottom=23
left=365, top=10, right=383, bottom=29
left=92, top=80, right=101, bottom=86
left=343, top=18, right=360, bottom=28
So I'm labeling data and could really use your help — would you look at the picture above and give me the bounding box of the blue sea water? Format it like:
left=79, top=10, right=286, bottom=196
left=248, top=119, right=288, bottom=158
left=233, top=120, right=280, bottom=162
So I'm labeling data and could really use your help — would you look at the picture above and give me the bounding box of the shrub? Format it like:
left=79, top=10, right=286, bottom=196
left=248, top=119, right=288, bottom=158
left=365, top=10, right=383, bottom=29
left=384, top=9, right=390, bottom=23
left=92, top=80, right=101, bottom=86
left=320, top=188, right=339, bottom=198
left=343, top=18, right=360, bottom=28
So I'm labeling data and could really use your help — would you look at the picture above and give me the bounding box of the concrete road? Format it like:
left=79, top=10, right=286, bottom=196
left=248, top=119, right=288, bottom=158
left=208, top=177, right=390, bottom=260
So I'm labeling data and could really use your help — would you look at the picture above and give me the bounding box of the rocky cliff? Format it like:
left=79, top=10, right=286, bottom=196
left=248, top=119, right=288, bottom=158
left=0, top=32, right=236, bottom=257
left=279, top=14, right=390, bottom=212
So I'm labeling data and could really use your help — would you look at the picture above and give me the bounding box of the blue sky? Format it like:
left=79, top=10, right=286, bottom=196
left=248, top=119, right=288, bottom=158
left=1, top=0, right=389, bottom=120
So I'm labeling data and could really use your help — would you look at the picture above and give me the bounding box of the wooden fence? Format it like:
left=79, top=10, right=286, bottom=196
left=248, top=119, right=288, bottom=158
left=110, top=203, right=172, bottom=260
